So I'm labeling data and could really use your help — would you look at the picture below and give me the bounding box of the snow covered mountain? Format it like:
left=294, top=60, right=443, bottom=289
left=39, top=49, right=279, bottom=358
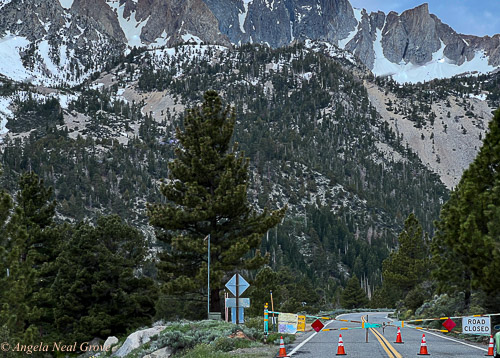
left=0, top=0, right=499, bottom=85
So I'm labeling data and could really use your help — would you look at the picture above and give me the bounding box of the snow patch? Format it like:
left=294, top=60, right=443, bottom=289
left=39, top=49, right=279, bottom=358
left=264, top=0, right=275, bottom=10
left=58, top=0, right=74, bottom=9
left=181, top=33, right=202, bottom=44
left=372, top=30, right=496, bottom=84
left=0, top=33, right=32, bottom=82
left=238, top=0, right=253, bottom=34
left=0, top=0, right=12, bottom=10
left=106, top=0, right=148, bottom=48
left=57, top=93, right=77, bottom=109
left=469, top=93, right=487, bottom=101
left=151, top=30, right=169, bottom=48
left=300, top=72, right=313, bottom=81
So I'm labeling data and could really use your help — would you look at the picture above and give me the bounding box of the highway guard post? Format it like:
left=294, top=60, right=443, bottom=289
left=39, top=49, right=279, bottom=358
left=264, top=303, right=269, bottom=336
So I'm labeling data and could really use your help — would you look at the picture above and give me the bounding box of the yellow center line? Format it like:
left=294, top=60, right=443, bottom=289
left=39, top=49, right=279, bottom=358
left=362, top=315, right=403, bottom=358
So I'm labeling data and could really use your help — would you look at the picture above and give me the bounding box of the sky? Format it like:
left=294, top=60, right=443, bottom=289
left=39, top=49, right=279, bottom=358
left=348, top=0, right=500, bottom=37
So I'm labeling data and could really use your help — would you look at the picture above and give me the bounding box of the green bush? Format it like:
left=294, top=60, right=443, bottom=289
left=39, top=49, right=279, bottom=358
left=245, top=316, right=264, bottom=332
left=179, top=344, right=231, bottom=357
left=266, top=333, right=295, bottom=345
left=213, top=337, right=255, bottom=352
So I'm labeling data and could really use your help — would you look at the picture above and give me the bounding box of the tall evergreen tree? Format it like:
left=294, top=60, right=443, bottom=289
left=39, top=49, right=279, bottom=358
left=381, top=213, right=430, bottom=307
left=340, top=274, right=369, bottom=309
left=433, top=109, right=500, bottom=309
left=0, top=172, right=56, bottom=344
left=148, top=90, right=286, bottom=316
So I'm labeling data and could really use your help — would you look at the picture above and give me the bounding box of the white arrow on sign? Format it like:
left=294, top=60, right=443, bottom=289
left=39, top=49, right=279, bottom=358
left=225, top=274, right=250, bottom=296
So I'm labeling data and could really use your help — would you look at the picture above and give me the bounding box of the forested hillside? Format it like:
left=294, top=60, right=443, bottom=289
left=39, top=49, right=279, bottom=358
left=0, top=43, right=448, bottom=303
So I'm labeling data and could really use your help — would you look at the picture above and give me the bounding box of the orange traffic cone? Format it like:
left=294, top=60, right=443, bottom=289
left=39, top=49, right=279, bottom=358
left=277, top=336, right=288, bottom=357
left=486, top=335, right=494, bottom=356
left=417, top=334, right=430, bottom=355
left=336, top=334, right=347, bottom=356
left=394, top=327, right=404, bottom=344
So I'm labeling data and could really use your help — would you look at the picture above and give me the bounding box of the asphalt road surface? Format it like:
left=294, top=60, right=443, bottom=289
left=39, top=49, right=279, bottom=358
left=286, top=312, right=490, bottom=357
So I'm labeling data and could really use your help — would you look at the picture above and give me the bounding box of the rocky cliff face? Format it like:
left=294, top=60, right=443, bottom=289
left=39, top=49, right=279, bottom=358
left=336, top=3, right=500, bottom=82
left=102, top=0, right=231, bottom=47
left=203, top=0, right=357, bottom=48
left=0, top=0, right=499, bottom=85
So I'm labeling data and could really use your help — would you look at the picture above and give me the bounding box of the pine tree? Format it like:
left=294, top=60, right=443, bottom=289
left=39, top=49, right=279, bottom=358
left=148, top=90, right=286, bottom=316
left=381, top=213, right=430, bottom=307
left=340, top=275, right=369, bottom=309
left=0, top=172, right=56, bottom=344
left=0, top=203, right=38, bottom=344
left=433, top=109, right=500, bottom=309
left=51, top=215, right=157, bottom=342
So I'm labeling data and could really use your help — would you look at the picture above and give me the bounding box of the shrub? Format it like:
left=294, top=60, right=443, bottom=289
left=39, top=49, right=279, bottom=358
left=266, top=333, right=296, bottom=345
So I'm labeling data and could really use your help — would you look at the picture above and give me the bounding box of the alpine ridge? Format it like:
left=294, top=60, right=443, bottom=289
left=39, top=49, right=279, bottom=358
left=1, top=0, right=499, bottom=84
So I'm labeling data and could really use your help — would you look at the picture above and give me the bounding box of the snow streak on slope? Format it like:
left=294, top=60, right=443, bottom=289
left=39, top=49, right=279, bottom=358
left=0, top=97, right=12, bottom=138
left=338, top=8, right=361, bottom=49
left=373, top=30, right=496, bottom=84
left=238, top=0, right=254, bottom=34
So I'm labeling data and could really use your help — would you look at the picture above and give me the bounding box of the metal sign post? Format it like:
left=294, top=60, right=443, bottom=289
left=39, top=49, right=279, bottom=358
left=236, top=273, right=239, bottom=324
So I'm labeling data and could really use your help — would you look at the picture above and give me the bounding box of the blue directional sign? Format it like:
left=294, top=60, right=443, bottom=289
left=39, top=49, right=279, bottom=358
left=225, top=274, right=250, bottom=296
left=225, top=298, right=250, bottom=308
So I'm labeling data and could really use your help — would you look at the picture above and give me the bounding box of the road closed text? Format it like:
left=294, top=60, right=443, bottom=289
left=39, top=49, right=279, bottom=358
left=462, top=317, right=491, bottom=335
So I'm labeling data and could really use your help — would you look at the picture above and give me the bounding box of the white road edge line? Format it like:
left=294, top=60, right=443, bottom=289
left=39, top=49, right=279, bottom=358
left=288, top=320, right=334, bottom=357
left=288, top=314, right=349, bottom=357
left=385, top=315, right=487, bottom=352
left=410, top=326, right=488, bottom=352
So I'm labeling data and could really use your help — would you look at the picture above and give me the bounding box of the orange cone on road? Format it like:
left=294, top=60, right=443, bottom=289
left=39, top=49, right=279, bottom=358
left=486, top=335, right=494, bottom=356
left=277, top=336, right=288, bottom=357
left=394, top=327, right=404, bottom=344
left=417, top=334, right=430, bottom=355
left=336, top=334, right=347, bottom=356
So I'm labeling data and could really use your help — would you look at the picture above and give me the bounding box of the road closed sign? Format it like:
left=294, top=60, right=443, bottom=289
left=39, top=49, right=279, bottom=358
left=462, top=316, right=490, bottom=335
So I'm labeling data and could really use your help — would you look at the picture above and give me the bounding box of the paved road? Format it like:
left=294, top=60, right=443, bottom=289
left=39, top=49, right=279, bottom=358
left=286, top=312, right=490, bottom=357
